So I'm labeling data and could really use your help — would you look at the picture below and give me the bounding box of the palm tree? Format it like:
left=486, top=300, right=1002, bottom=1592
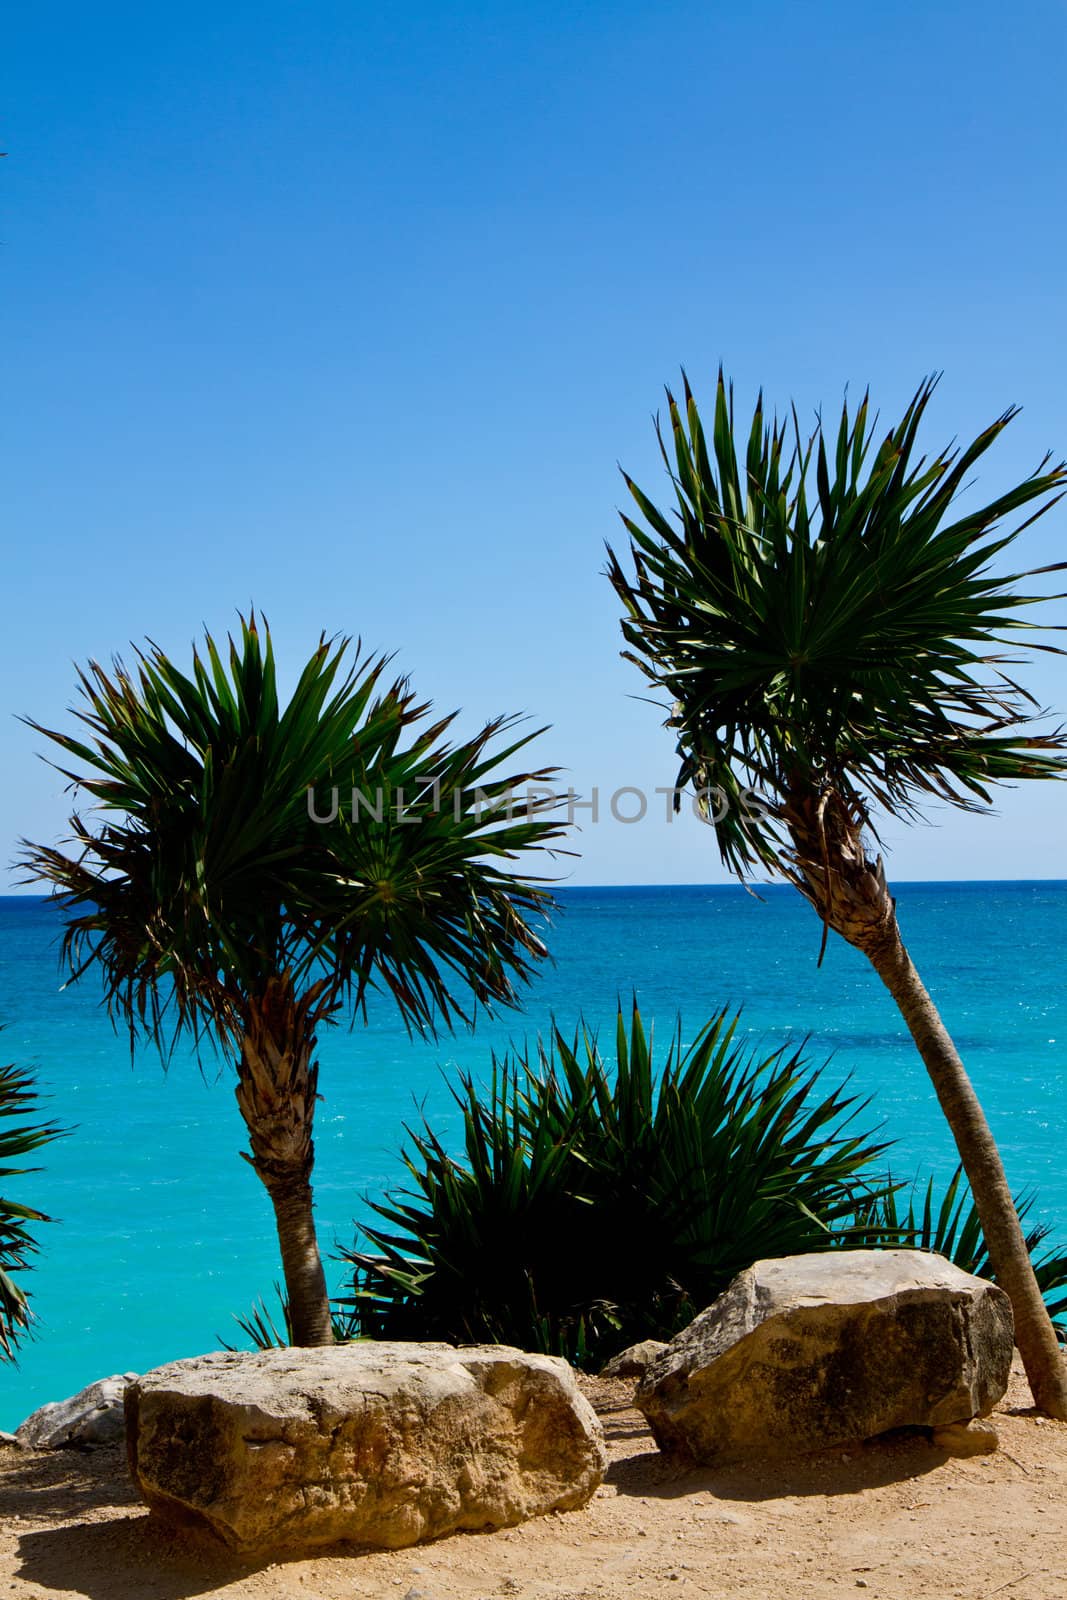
left=607, top=372, right=1067, bottom=1417
left=1, top=1050, right=66, bottom=1358
left=21, top=616, right=567, bottom=1346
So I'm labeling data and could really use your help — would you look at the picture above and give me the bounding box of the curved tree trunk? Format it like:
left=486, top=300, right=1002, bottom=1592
left=869, top=927, right=1067, bottom=1418
left=784, top=791, right=1067, bottom=1419
left=234, top=977, right=334, bottom=1347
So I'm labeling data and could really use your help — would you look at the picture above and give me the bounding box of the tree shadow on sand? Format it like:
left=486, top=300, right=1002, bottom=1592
left=0, top=1443, right=140, bottom=1526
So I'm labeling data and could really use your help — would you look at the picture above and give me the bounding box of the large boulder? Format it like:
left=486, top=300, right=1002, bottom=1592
left=635, top=1250, right=1013, bottom=1465
left=16, top=1372, right=139, bottom=1449
left=126, top=1342, right=606, bottom=1555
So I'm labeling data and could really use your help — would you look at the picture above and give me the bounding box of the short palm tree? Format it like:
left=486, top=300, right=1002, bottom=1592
left=1, top=1050, right=66, bottom=1358
left=607, top=372, right=1067, bottom=1417
left=21, top=615, right=567, bottom=1345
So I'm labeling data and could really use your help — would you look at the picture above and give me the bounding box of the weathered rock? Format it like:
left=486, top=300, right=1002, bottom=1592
left=126, top=1342, right=606, bottom=1554
left=0, top=1430, right=22, bottom=1449
left=16, top=1372, right=139, bottom=1449
left=635, top=1250, right=1013, bottom=1465
left=599, top=1340, right=668, bottom=1381
left=932, top=1418, right=999, bottom=1456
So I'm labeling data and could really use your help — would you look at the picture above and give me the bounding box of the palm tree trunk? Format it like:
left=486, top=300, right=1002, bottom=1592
left=264, top=1169, right=332, bottom=1347
left=234, top=977, right=334, bottom=1347
left=783, top=791, right=1067, bottom=1419
left=868, top=924, right=1067, bottom=1420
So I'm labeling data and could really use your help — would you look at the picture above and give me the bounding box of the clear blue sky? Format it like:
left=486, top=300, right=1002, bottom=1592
left=4, top=0, right=1067, bottom=886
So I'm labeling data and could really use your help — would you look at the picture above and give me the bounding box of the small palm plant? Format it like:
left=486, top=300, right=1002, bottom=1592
left=1, top=1051, right=67, bottom=1357
left=223, top=1282, right=361, bottom=1352
left=21, top=615, right=567, bottom=1345
left=339, top=1004, right=894, bottom=1365
left=607, top=371, right=1067, bottom=1414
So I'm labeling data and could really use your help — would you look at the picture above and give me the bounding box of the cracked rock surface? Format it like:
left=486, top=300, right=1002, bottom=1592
left=125, top=1342, right=606, bottom=1555
left=635, top=1249, right=1014, bottom=1465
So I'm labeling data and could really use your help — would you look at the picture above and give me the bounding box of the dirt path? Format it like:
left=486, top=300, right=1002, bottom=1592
left=2, top=1358, right=1065, bottom=1600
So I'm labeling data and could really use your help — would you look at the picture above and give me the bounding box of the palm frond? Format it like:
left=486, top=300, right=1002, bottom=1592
left=20, top=613, right=571, bottom=1051
left=0, top=1049, right=69, bottom=1359
left=608, top=371, right=1067, bottom=879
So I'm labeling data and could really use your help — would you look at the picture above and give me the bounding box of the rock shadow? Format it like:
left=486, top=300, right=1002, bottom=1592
left=5, top=1445, right=268, bottom=1599
left=605, top=1427, right=951, bottom=1504
left=9, top=1448, right=528, bottom=1600
left=14, top=1513, right=265, bottom=1600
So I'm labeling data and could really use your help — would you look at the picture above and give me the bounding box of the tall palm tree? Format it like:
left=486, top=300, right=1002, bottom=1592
left=1, top=1050, right=66, bottom=1358
left=607, top=372, right=1067, bottom=1417
left=21, top=615, right=567, bottom=1346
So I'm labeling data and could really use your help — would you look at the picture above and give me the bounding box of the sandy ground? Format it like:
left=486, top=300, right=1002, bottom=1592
left=1, top=1357, right=1065, bottom=1600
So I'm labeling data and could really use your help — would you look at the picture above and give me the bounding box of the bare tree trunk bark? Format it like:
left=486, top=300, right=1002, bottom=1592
left=783, top=790, right=1067, bottom=1418
left=235, top=977, right=334, bottom=1347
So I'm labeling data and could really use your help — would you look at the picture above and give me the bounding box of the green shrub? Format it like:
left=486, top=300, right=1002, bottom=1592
left=337, top=1004, right=894, bottom=1366
left=1, top=1050, right=67, bottom=1358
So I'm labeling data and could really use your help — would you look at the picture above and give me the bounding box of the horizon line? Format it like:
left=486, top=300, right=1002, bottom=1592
left=3, top=875, right=1067, bottom=902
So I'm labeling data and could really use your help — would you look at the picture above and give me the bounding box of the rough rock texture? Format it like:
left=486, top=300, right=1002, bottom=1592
left=16, top=1372, right=139, bottom=1449
left=635, top=1250, right=1013, bottom=1465
left=599, top=1341, right=668, bottom=1381
left=126, top=1342, right=606, bottom=1555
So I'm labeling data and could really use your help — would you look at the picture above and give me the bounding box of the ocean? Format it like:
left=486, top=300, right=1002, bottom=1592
left=1, top=882, right=1065, bottom=1432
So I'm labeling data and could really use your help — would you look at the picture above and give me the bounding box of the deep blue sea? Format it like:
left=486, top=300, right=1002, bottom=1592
left=1, top=883, right=1065, bottom=1431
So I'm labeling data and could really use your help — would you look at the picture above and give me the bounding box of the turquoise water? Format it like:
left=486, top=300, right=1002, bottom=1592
left=1, top=882, right=1065, bottom=1430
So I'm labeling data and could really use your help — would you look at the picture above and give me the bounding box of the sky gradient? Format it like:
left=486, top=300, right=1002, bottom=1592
left=4, top=1, right=1067, bottom=886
